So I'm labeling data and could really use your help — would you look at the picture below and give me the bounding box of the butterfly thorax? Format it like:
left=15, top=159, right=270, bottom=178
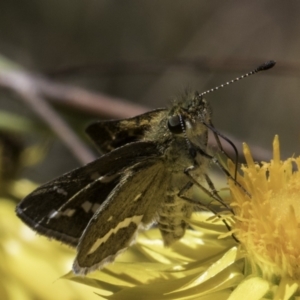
left=142, top=93, right=212, bottom=245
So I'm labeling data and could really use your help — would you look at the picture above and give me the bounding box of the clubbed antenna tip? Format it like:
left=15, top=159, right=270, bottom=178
left=256, top=60, right=276, bottom=72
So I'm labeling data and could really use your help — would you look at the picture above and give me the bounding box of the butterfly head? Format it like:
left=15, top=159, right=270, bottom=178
left=167, top=93, right=211, bottom=144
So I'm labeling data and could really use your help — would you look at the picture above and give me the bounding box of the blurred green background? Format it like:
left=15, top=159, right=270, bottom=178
left=0, top=0, right=299, bottom=182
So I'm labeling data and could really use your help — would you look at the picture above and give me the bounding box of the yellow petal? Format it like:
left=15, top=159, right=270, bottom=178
left=227, top=277, right=269, bottom=300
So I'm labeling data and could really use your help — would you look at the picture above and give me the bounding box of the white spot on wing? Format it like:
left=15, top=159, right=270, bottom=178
left=133, top=193, right=142, bottom=202
left=48, top=208, right=76, bottom=219
left=81, top=201, right=92, bottom=213
left=87, top=215, right=143, bottom=255
left=98, top=173, right=119, bottom=183
left=63, top=209, right=76, bottom=217
left=53, top=186, right=68, bottom=196
left=48, top=209, right=60, bottom=219
left=92, top=203, right=100, bottom=213
left=107, top=216, right=113, bottom=221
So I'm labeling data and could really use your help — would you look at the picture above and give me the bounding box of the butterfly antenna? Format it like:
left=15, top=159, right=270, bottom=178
left=199, top=60, right=276, bottom=98
left=203, top=121, right=239, bottom=180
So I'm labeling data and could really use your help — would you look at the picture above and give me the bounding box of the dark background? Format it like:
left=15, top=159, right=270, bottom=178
left=0, top=1, right=299, bottom=182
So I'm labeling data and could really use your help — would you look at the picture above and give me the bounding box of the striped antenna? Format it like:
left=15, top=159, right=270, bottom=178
left=199, top=60, right=276, bottom=98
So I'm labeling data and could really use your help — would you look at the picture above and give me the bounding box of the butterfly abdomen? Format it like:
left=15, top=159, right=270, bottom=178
left=157, top=195, right=193, bottom=246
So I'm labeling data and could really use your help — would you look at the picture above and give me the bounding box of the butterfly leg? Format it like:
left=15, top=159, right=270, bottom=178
left=209, top=156, right=250, bottom=197
left=179, top=169, right=239, bottom=241
left=178, top=181, right=210, bottom=209
left=183, top=164, right=233, bottom=213
left=194, top=145, right=250, bottom=197
left=178, top=180, right=234, bottom=234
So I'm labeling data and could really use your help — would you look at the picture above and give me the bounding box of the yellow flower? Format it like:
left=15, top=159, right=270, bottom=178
left=65, top=135, right=300, bottom=300
left=227, top=135, right=300, bottom=299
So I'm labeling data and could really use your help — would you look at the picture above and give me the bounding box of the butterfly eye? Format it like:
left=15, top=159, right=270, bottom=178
left=168, top=115, right=185, bottom=134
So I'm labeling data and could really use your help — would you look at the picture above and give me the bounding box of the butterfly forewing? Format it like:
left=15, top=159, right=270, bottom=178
left=16, top=141, right=161, bottom=246
left=86, top=109, right=166, bottom=153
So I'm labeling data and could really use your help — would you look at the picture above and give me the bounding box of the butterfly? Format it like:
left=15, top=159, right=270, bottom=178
left=16, top=60, right=275, bottom=275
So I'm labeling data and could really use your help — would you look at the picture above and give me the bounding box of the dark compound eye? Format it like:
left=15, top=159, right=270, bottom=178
left=168, top=115, right=185, bottom=134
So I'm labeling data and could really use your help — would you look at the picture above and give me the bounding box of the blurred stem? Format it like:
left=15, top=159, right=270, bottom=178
left=0, top=68, right=96, bottom=165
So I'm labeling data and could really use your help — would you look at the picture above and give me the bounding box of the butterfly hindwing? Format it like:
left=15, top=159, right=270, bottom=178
left=16, top=141, right=161, bottom=247
left=86, top=108, right=166, bottom=153
left=73, top=159, right=167, bottom=274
